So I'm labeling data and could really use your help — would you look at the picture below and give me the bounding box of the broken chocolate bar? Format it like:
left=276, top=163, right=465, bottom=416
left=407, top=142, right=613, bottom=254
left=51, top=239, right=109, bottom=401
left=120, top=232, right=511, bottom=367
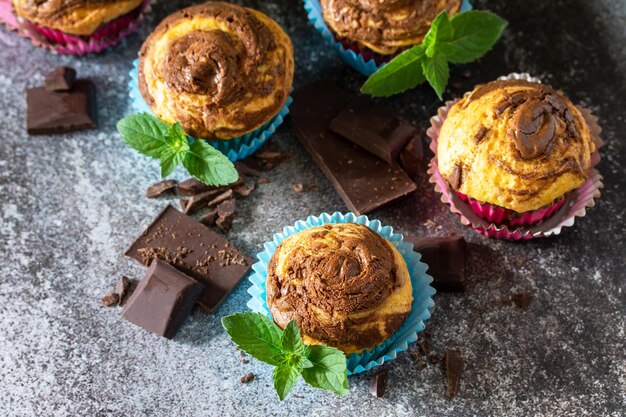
left=330, top=97, right=416, bottom=164
left=291, top=81, right=416, bottom=215
left=444, top=349, right=464, bottom=398
left=125, top=205, right=252, bottom=312
left=45, top=67, right=77, bottom=91
left=405, top=236, right=466, bottom=292
left=122, top=259, right=204, bottom=339
left=26, top=79, right=97, bottom=135
left=146, top=180, right=178, bottom=199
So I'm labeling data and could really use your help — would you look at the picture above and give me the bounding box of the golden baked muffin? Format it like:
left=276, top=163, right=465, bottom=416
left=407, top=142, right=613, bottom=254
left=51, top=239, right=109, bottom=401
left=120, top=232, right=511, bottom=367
left=266, top=223, right=413, bottom=354
left=138, top=2, right=294, bottom=140
left=12, top=0, right=143, bottom=35
left=437, top=79, right=596, bottom=213
left=320, top=0, right=462, bottom=55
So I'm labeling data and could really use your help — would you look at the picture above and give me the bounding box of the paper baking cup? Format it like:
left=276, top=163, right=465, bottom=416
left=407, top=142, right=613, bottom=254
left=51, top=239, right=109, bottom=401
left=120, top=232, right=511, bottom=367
left=129, top=59, right=292, bottom=162
left=303, top=0, right=472, bottom=76
left=246, top=212, right=435, bottom=375
left=0, top=0, right=150, bottom=55
left=427, top=73, right=604, bottom=240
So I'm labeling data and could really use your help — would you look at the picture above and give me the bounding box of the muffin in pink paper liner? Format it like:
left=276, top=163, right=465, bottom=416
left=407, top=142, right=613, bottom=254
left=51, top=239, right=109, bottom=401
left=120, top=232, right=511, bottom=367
left=2, top=0, right=150, bottom=55
left=427, top=73, right=604, bottom=240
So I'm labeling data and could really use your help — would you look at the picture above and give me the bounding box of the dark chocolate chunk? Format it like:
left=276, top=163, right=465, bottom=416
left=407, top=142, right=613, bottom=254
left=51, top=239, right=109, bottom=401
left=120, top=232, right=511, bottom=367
left=419, top=340, right=431, bottom=356
left=207, top=189, right=234, bottom=209
left=115, top=275, right=134, bottom=306
left=26, top=80, right=97, bottom=135
left=369, top=370, right=388, bottom=398
left=146, top=180, right=178, bottom=199
left=216, top=199, right=236, bottom=232
left=235, top=161, right=264, bottom=177
left=511, top=292, right=533, bottom=309
left=444, top=349, right=464, bottom=398
left=125, top=206, right=252, bottom=312
left=234, top=183, right=255, bottom=198
left=200, top=208, right=218, bottom=226
left=428, top=354, right=440, bottom=364
left=184, top=188, right=225, bottom=215
left=177, top=178, right=210, bottom=196
left=100, top=292, right=119, bottom=307
left=121, top=259, right=204, bottom=339
left=473, top=125, right=489, bottom=144
left=240, top=372, right=255, bottom=383
left=405, top=236, right=466, bottom=292
left=45, top=66, right=76, bottom=91
left=398, top=136, right=424, bottom=178
left=448, top=163, right=463, bottom=190
left=330, top=97, right=415, bottom=164
left=291, top=81, right=416, bottom=215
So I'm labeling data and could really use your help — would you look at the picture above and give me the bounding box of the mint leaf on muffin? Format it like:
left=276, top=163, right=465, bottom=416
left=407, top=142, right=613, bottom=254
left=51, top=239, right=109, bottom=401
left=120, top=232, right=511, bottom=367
left=116, top=113, right=238, bottom=186
left=222, top=312, right=349, bottom=400
left=362, top=10, right=507, bottom=99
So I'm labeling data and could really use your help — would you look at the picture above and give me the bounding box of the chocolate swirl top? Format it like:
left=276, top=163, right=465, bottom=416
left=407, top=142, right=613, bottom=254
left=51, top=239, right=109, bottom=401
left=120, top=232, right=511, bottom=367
left=266, top=223, right=413, bottom=353
left=138, top=2, right=294, bottom=139
left=437, top=79, right=596, bottom=213
left=320, top=0, right=462, bottom=55
left=12, top=0, right=143, bottom=34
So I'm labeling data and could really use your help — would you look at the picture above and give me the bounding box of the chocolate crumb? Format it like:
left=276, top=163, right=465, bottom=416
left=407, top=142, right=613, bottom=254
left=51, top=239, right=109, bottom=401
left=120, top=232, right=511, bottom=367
left=419, top=340, right=431, bottom=356
left=428, top=354, right=440, bottom=365
left=234, top=183, right=255, bottom=198
left=100, top=292, right=119, bottom=307
left=145, top=180, right=177, bottom=198
left=256, top=150, right=282, bottom=160
left=369, top=370, right=388, bottom=398
left=293, top=183, right=303, bottom=192
left=511, top=292, right=534, bottom=309
left=240, top=372, right=255, bottom=383
left=241, top=359, right=249, bottom=364
left=291, top=394, right=304, bottom=399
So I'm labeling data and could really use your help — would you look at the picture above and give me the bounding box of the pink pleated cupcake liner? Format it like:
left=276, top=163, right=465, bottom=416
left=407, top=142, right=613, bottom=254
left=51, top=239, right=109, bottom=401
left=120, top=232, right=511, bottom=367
left=426, top=73, right=604, bottom=240
left=0, top=0, right=150, bottom=55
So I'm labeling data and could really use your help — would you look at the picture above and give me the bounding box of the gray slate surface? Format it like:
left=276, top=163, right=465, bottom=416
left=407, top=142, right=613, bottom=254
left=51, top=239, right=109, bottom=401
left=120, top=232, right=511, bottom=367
left=0, top=0, right=624, bottom=416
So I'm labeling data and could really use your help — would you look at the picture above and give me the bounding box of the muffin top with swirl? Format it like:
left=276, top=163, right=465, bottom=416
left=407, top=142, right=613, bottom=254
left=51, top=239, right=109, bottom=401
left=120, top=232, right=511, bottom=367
left=138, top=2, right=294, bottom=140
left=437, top=79, right=596, bottom=213
left=320, top=0, right=462, bottom=55
left=12, top=0, right=144, bottom=35
left=266, top=223, right=413, bottom=354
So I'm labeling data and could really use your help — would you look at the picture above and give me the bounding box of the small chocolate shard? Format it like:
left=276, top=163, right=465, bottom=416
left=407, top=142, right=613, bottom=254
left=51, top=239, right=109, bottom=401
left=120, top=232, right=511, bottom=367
left=234, top=183, right=255, bottom=197
left=179, top=199, right=189, bottom=212
left=444, top=349, right=464, bottom=398
left=293, top=183, right=303, bottom=192
left=511, top=292, right=533, bottom=309
left=185, top=189, right=225, bottom=215
left=428, top=354, right=440, bottom=365
left=473, top=125, right=489, bottom=144
left=241, top=358, right=249, bottom=364
left=146, top=180, right=178, bottom=198
left=235, top=161, right=264, bottom=177
left=200, top=208, right=218, bottom=226
left=45, top=66, right=76, bottom=91
left=216, top=199, right=236, bottom=232
left=207, top=189, right=234, bottom=209
left=398, top=136, right=423, bottom=178
left=448, top=163, right=463, bottom=190
left=176, top=178, right=209, bottom=196
left=115, top=275, right=132, bottom=306
left=240, top=372, right=255, bottom=383
left=419, top=340, right=431, bottom=356
left=369, top=370, right=388, bottom=398
left=100, top=292, right=119, bottom=307
left=256, top=150, right=283, bottom=161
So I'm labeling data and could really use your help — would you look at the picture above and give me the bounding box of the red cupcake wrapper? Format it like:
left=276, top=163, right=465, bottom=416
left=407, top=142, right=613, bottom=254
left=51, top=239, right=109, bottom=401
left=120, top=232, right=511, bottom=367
left=427, top=73, right=604, bottom=240
left=335, top=37, right=396, bottom=66
left=0, top=0, right=150, bottom=55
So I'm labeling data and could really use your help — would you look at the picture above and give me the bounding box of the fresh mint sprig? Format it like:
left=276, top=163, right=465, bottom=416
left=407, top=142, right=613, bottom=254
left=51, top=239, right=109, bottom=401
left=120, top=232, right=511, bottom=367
left=222, top=312, right=349, bottom=400
left=116, top=113, right=239, bottom=186
left=361, top=10, right=508, bottom=99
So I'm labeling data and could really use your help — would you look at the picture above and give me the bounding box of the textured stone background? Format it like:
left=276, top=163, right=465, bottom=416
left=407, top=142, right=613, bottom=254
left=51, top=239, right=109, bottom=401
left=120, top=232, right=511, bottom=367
left=0, top=1, right=624, bottom=416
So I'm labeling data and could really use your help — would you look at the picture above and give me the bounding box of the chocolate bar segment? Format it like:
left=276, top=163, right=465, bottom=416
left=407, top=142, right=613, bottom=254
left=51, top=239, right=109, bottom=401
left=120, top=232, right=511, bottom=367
left=26, top=79, right=97, bottom=135
left=45, top=67, right=76, bottom=91
left=125, top=205, right=252, bottom=312
left=122, top=259, right=204, bottom=339
left=330, top=97, right=416, bottom=164
left=405, top=236, right=466, bottom=292
left=291, top=81, right=416, bottom=215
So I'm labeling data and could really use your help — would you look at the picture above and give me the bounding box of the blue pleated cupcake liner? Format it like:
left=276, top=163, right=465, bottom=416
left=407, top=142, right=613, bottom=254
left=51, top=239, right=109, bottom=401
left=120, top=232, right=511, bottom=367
left=303, top=0, right=473, bottom=76
left=246, top=212, right=436, bottom=375
left=128, top=58, right=292, bottom=162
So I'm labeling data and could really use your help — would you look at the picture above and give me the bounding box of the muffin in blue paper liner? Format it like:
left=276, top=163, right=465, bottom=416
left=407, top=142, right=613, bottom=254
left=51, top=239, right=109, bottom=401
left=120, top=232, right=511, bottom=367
left=303, top=0, right=473, bottom=77
left=246, top=212, right=436, bottom=375
left=128, top=59, right=292, bottom=162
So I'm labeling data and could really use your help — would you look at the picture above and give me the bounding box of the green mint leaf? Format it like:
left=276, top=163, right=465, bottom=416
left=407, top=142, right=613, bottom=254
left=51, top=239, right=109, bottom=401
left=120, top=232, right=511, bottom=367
left=423, top=11, right=454, bottom=58
left=221, top=312, right=285, bottom=366
left=361, top=44, right=427, bottom=97
left=273, top=363, right=301, bottom=401
left=422, top=54, right=449, bottom=100
left=442, top=11, right=508, bottom=64
left=159, top=148, right=184, bottom=177
left=168, top=122, right=191, bottom=153
left=280, top=321, right=305, bottom=356
left=116, top=113, right=177, bottom=158
left=182, top=139, right=239, bottom=186
left=301, top=345, right=349, bottom=396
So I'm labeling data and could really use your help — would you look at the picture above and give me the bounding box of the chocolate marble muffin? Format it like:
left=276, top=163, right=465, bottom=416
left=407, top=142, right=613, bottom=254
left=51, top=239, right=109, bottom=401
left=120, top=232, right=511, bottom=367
left=320, top=0, right=462, bottom=55
left=138, top=2, right=294, bottom=140
left=437, top=79, right=596, bottom=213
left=12, top=0, right=143, bottom=35
left=266, top=223, right=413, bottom=354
